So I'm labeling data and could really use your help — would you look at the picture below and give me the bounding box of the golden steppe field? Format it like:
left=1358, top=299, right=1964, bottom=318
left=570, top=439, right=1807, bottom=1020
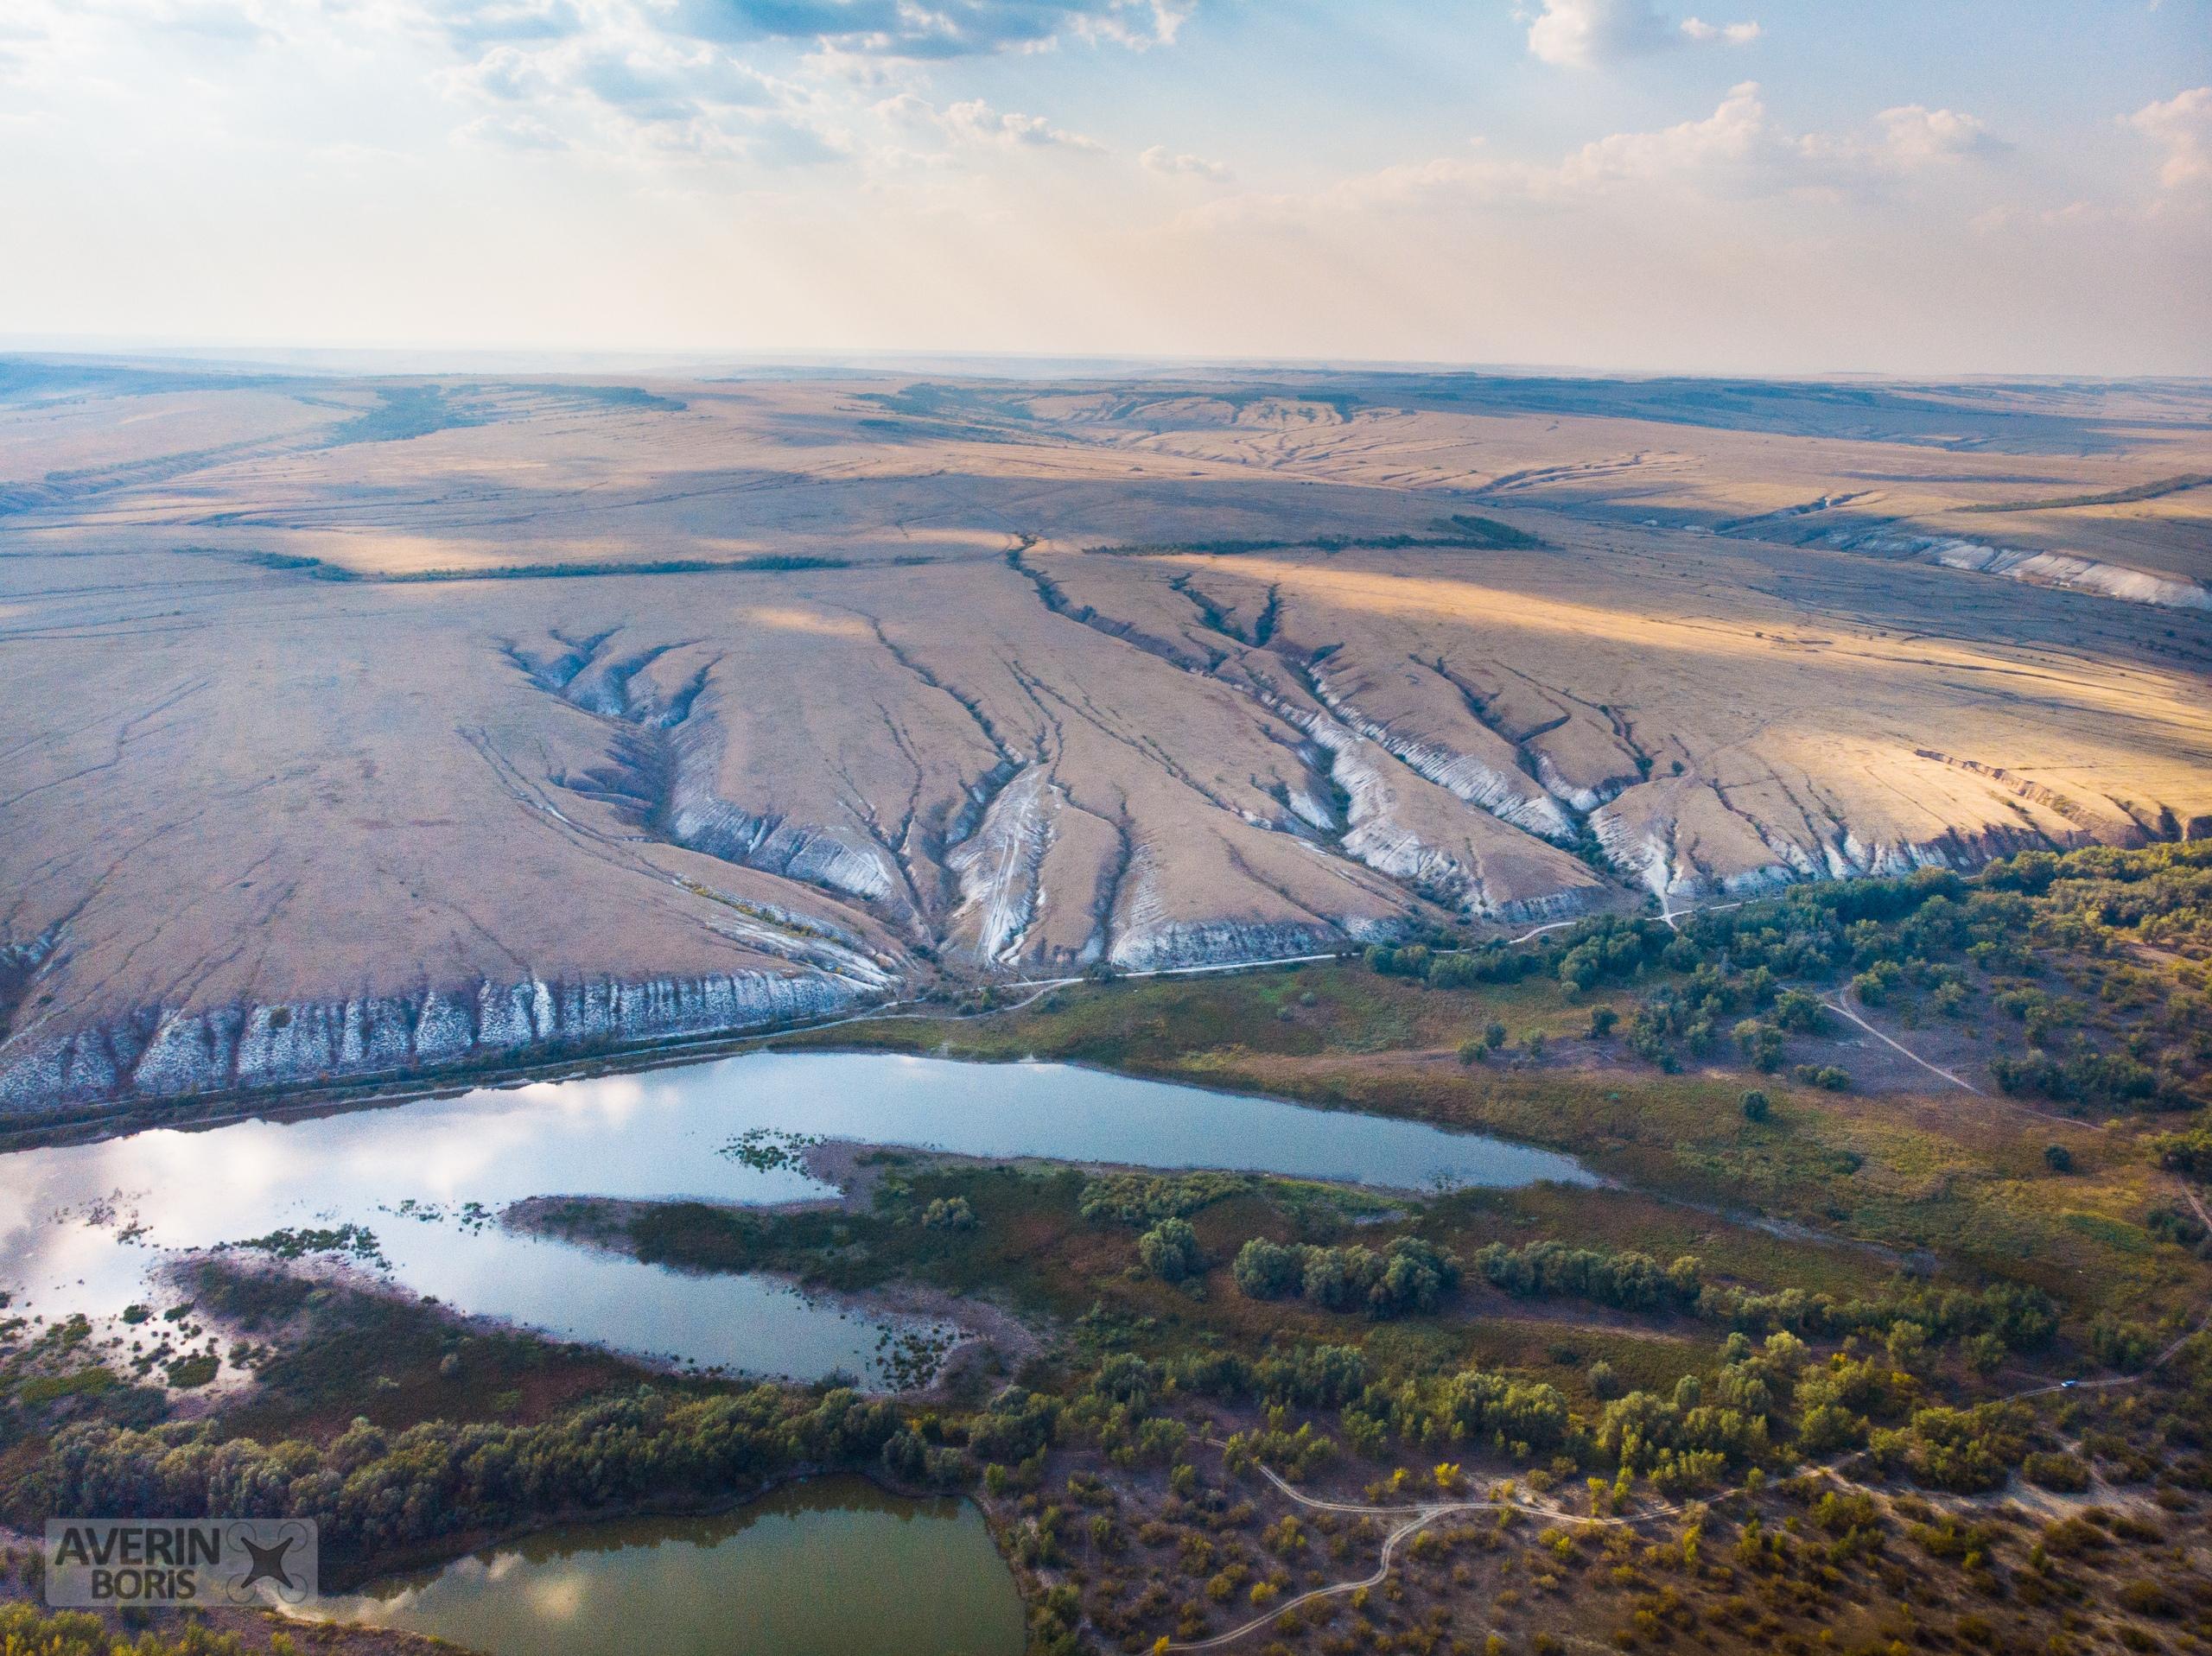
left=3, top=361, right=2209, bottom=1114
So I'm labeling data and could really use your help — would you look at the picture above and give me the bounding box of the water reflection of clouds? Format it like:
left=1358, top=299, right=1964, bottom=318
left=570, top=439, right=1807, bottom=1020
left=518, top=1072, right=650, bottom=1127
left=525, top=1570, right=590, bottom=1621
left=2, top=1052, right=1585, bottom=1370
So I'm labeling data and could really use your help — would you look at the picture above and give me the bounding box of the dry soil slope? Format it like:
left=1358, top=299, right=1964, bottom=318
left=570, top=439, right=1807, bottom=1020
left=2, top=367, right=2207, bottom=1118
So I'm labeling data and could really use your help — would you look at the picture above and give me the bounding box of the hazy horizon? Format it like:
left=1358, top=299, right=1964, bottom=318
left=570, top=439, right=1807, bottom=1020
left=3, top=0, right=2206, bottom=376
left=7, top=341, right=2212, bottom=386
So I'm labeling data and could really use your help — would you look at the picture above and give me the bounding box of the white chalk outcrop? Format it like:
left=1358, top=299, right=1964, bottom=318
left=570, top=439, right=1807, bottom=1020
left=1304, top=719, right=1611, bottom=924
left=1304, top=663, right=1576, bottom=841
left=0, top=968, right=867, bottom=1117
left=668, top=796, right=901, bottom=904
left=944, top=764, right=1055, bottom=964
left=1103, top=917, right=1368, bottom=973
left=1818, top=528, right=2212, bottom=612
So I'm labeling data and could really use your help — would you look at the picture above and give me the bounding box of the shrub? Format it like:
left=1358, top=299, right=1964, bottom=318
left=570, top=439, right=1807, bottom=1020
left=2022, top=1451, right=2089, bottom=1492
left=1254, top=1344, right=1366, bottom=1408
left=2118, top=1579, right=2179, bottom=1617
left=1734, top=1020, right=1784, bottom=1072
left=2088, top=1316, right=2160, bottom=1372
left=1232, top=1240, right=1304, bottom=1300
left=1138, top=1219, right=1203, bottom=1283
left=1080, top=1173, right=1250, bottom=1224
left=1476, top=1240, right=1700, bottom=1313
left=1740, top=1089, right=1770, bottom=1122
left=1234, top=1238, right=1459, bottom=1318
left=164, top=1355, right=219, bottom=1389
left=2152, top=1126, right=2212, bottom=1177
left=1772, top=989, right=1828, bottom=1032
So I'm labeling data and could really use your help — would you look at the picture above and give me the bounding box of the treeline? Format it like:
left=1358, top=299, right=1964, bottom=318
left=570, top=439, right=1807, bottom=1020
left=194, top=546, right=854, bottom=585
left=0, top=1606, right=247, bottom=1656
left=1079, top=1171, right=1252, bottom=1225
left=1082, top=516, right=1544, bottom=561
left=1468, top=1238, right=2057, bottom=1356
left=1472, top=1240, right=1702, bottom=1311
left=1230, top=1237, right=1460, bottom=1317
left=1365, top=938, right=1554, bottom=987
left=31, top=1385, right=908, bottom=1558
left=1364, top=843, right=2212, bottom=1110
left=10, top=1316, right=2164, bottom=1634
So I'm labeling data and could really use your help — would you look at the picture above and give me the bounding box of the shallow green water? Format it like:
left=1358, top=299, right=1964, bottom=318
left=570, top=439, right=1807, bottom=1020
left=306, top=1476, right=1025, bottom=1656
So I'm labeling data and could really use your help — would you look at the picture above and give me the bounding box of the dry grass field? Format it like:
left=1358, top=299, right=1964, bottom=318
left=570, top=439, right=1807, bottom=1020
left=3, top=360, right=2209, bottom=1114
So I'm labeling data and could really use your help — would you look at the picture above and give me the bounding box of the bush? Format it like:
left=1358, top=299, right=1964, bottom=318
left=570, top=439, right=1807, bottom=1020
left=1772, top=989, right=1828, bottom=1033
left=164, top=1355, right=219, bottom=1389
left=1475, top=1240, right=1700, bottom=1313
left=2043, top=1143, right=2074, bottom=1173
left=1254, top=1344, right=1366, bottom=1408
left=2088, top=1316, right=2160, bottom=1372
left=1740, top=1089, right=1770, bottom=1122
left=1080, top=1173, right=1251, bottom=1224
left=2022, top=1451, right=2089, bottom=1492
left=0, top=1606, right=248, bottom=1656
left=1232, top=1237, right=1459, bottom=1318
left=1734, top=1019, right=1784, bottom=1072
left=2152, top=1126, right=2212, bottom=1178
left=1137, top=1219, right=1203, bottom=1283
left=1232, top=1240, right=1304, bottom=1300
left=2118, top=1579, right=2179, bottom=1618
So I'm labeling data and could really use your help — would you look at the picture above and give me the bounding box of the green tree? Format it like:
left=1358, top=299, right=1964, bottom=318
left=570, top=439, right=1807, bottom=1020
left=1137, top=1218, right=1203, bottom=1283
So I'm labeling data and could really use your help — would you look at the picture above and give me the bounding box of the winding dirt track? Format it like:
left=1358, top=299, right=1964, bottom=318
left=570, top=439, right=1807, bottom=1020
left=1821, top=992, right=1983, bottom=1094
left=1166, top=1234, right=2212, bottom=1651
left=1166, top=1450, right=1712, bottom=1651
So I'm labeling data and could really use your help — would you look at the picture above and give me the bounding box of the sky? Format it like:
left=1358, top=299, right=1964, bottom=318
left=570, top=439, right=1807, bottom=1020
left=2, top=0, right=2208, bottom=373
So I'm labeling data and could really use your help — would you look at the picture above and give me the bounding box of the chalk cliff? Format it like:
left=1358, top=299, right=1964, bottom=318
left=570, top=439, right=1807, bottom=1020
left=0, top=969, right=862, bottom=1116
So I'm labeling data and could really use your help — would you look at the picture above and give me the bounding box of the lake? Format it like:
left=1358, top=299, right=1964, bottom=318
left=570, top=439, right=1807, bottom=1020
left=304, top=1475, right=1025, bottom=1656
left=0, top=1051, right=1591, bottom=1379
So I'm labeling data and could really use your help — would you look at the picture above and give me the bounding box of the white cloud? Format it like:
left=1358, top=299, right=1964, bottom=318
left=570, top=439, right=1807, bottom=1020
left=883, top=93, right=1104, bottom=151
left=1557, top=79, right=1777, bottom=186
left=430, top=0, right=584, bottom=49
left=2126, top=86, right=2212, bottom=191
left=664, top=0, right=1188, bottom=60
left=433, top=20, right=849, bottom=168
left=1560, top=85, right=1997, bottom=192
left=1872, top=104, right=1999, bottom=168
left=1194, top=83, right=2001, bottom=225
left=459, top=110, right=567, bottom=149
left=1525, top=0, right=1758, bottom=67
left=954, top=100, right=1103, bottom=149
left=1140, top=143, right=1229, bottom=181
left=1680, top=16, right=1758, bottom=44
